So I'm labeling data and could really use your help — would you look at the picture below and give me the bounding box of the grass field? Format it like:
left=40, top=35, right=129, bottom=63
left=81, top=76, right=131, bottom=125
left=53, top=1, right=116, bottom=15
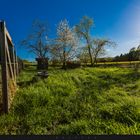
left=96, top=61, right=140, bottom=64
left=25, top=61, right=140, bottom=66
left=0, top=66, right=140, bottom=134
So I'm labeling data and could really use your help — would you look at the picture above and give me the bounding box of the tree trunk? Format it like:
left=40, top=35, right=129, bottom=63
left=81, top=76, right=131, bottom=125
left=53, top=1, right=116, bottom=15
left=93, top=55, right=97, bottom=66
left=62, top=61, right=66, bottom=69
left=94, top=57, right=97, bottom=65
left=62, top=49, right=66, bottom=69
left=93, top=50, right=99, bottom=66
left=86, top=41, right=93, bottom=66
left=86, top=38, right=93, bottom=66
left=88, top=46, right=93, bottom=66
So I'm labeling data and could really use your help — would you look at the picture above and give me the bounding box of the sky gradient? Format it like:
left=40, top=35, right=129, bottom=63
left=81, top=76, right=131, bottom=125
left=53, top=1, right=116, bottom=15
left=0, top=0, right=140, bottom=61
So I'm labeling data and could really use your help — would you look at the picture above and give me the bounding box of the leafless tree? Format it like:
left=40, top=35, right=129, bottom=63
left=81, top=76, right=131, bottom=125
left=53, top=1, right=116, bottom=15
left=21, top=19, right=50, bottom=59
left=75, top=16, right=94, bottom=65
left=92, top=39, right=116, bottom=64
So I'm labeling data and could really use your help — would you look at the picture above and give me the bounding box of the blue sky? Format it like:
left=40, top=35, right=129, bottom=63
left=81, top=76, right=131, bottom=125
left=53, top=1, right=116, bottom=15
left=0, top=0, right=140, bottom=61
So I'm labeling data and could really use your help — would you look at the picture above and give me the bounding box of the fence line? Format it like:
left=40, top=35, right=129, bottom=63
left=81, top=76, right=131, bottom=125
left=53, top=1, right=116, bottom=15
left=0, top=21, right=21, bottom=113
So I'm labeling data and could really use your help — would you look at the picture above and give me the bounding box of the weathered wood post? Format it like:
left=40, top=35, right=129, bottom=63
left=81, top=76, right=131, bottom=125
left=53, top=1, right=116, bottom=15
left=12, top=48, right=16, bottom=81
left=0, top=21, right=9, bottom=113
left=15, top=51, right=19, bottom=75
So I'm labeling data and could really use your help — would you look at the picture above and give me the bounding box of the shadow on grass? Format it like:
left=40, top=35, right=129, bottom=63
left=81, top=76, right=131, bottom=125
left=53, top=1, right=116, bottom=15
left=17, top=80, right=35, bottom=88
left=23, top=68, right=37, bottom=73
left=10, top=67, right=140, bottom=134
left=122, top=71, right=140, bottom=81
left=17, top=74, right=49, bottom=88
left=76, top=68, right=140, bottom=100
left=17, top=76, right=40, bottom=88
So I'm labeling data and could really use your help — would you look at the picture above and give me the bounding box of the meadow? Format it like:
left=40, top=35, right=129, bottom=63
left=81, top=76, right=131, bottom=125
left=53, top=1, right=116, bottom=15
left=0, top=66, right=140, bottom=134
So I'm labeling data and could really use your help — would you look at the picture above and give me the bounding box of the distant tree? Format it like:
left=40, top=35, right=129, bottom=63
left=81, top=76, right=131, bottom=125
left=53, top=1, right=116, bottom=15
left=92, top=39, right=115, bottom=64
left=128, top=47, right=136, bottom=63
left=113, top=45, right=140, bottom=62
left=113, top=54, right=118, bottom=62
left=75, top=16, right=94, bottom=66
left=77, top=47, right=90, bottom=65
left=21, top=20, right=51, bottom=70
left=51, top=19, right=78, bottom=69
left=136, top=45, right=140, bottom=60
left=21, top=20, right=50, bottom=59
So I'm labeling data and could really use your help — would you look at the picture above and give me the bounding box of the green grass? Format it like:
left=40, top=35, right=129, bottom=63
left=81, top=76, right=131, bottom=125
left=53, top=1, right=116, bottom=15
left=0, top=66, right=140, bottom=134
left=96, top=61, right=140, bottom=64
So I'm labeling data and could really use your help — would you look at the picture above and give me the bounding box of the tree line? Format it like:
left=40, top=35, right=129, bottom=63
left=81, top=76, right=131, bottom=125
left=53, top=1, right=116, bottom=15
left=21, top=16, right=116, bottom=69
left=113, top=46, right=140, bottom=62
left=92, top=46, right=140, bottom=64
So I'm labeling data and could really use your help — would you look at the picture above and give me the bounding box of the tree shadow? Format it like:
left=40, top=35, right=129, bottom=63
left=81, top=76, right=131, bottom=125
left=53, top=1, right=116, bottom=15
left=23, top=68, right=37, bottom=72
left=17, top=76, right=39, bottom=88
left=17, top=80, right=35, bottom=88
left=17, top=73, right=49, bottom=88
left=75, top=68, right=140, bottom=101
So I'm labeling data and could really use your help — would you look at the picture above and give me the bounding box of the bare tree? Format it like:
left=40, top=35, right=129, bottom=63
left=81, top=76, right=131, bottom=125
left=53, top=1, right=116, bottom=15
left=75, top=16, right=116, bottom=66
left=77, top=47, right=90, bottom=65
left=75, top=16, right=94, bottom=66
left=51, top=19, right=78, bottom=69
left=21, top=20, right=50, bottom=59
left=92, top=39, right=116, bottom=65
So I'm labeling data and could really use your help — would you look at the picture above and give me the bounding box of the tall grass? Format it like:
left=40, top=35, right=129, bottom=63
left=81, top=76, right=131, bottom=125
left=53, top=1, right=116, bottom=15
left=0, top=66, right=139, bottom=134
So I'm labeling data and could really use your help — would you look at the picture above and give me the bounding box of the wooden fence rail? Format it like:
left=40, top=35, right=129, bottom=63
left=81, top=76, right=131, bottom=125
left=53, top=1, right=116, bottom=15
left=0, top=21, right=20, bottom=113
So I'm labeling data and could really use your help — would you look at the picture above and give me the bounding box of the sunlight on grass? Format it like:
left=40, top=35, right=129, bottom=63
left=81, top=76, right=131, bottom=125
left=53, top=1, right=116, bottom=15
left=0, top=66, right=139, bottom=134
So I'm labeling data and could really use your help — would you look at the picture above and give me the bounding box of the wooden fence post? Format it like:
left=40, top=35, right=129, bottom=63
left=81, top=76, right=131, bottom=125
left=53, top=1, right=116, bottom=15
left=0, top=21, right=9, bottom=113
left=15, top=51, right=19, bottom=75
left=12, top=48, right=16, bottom=81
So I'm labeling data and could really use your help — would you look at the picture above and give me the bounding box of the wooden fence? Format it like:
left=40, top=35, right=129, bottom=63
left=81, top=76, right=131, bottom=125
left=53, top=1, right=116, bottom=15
left=0, top=21, right=20, bottom=113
